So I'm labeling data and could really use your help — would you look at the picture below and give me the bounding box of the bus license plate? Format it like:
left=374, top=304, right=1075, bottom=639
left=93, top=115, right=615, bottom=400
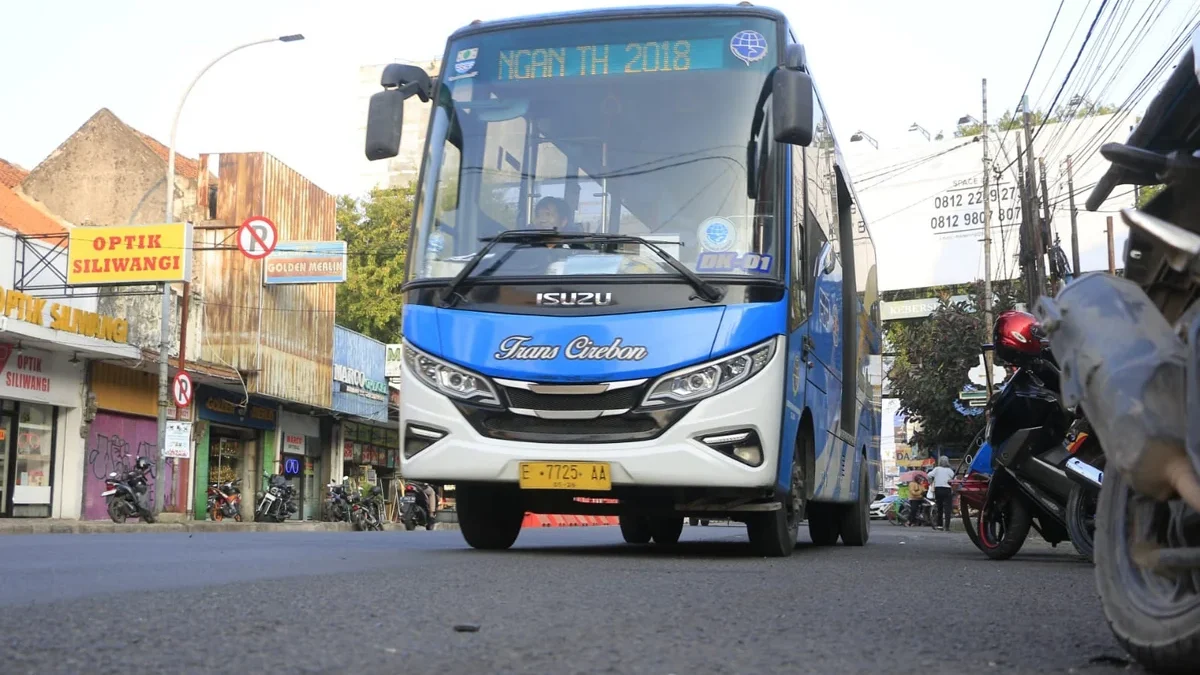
left=518, top=462, right=611, bottom=491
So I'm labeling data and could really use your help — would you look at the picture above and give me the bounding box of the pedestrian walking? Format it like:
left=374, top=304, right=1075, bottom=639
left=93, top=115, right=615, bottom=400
left=929, top=456, right=956, bottom=531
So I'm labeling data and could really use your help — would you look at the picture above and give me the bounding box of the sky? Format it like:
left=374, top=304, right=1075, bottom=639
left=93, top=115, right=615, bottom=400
left=0, top=0, right=1192, bottom=198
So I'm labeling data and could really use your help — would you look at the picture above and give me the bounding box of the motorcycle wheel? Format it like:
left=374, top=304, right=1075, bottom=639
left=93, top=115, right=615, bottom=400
left=1066, top=483, right=1097, bottom=562
left=211, top=506, right=223, bottom=522
left=976, top=489, right=1032, bottom=560
left=1095, top=469, right=1200, bottom=674
left=960, top=500, right=984, bottom=550
left=107, top=499, right=127, bottom=524
left=234, top=513, right=243, bottom=522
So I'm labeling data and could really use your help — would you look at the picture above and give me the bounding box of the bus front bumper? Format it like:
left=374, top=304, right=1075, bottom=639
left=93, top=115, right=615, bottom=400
left=398, top=341, right=785, bottom=490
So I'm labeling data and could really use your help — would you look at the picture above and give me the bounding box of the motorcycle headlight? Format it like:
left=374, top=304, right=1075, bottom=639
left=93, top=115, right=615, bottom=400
left=641, top=339, right=777, bottom=407
left=404, top=341, right=501, bottom=406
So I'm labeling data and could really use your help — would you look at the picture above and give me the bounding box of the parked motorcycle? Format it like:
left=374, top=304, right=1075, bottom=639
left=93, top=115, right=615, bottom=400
left=323, top=481, right=352, bottom=523
left=254, top=473, right=297, bottom=523
left=102, top=456, right=156, bottom=524
left=400, top=480, right=436, bottom=531
left=349, top=484, right=384, bottom=531
left=962, top=311, right=1102, bottom=561
left=206, top=478, right=243, bottom=522
left=1032, top=32, right=1200, bottom=672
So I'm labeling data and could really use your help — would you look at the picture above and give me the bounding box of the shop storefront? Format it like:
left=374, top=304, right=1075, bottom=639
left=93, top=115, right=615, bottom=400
left=0, top=342, right=85, bottom=518
left=191, top=386, right=278, bottom=521
left=82, top=362, right=192, bottom=520
left=278, top=410, right=325, bottom=521
left=331, top=327, right=399, bottom=513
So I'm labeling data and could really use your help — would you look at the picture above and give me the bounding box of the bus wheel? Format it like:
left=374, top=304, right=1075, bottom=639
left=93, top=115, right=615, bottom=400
left=807, top=502, right=841, bottom=546
left=747, top=445, right=805, bottom=557
left=649, top=517, right=684, bottom=545
left=838, top=465, right=871, bottom=546
left=619, top=514, right=652, bottom=544
left=457, top=483, right=524, bottom=551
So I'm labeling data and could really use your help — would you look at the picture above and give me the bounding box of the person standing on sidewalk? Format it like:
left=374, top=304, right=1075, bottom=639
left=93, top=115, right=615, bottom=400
left=928, top=456, right=956, bottom=531
left=906, top=476, right=927, bottom=526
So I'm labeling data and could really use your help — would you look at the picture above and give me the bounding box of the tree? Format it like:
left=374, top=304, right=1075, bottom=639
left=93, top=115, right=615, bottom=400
left=954, top=122, right=986, bottom=138
left=1136, top=184, right=1165, bottom=208
left=335, top=183, right=415, bottom=342
left=886, top=281, right=1021, bottom=452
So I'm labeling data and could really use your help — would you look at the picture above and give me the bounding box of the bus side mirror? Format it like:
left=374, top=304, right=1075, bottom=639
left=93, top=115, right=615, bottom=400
left=772, top=68, right=814, bottom=147
left=366, top=90, right=405, bottom=161
left=365, top=64, right=433, bottom=161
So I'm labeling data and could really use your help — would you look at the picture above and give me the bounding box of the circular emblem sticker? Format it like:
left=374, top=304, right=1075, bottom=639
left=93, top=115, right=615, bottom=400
left=698, top=217, right=736, bottom=252
left=730, top=30, right=768, bottom=66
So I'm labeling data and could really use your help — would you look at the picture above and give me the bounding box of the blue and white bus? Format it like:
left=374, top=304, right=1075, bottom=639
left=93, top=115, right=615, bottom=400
left=365, top=3, right=882, bottom=556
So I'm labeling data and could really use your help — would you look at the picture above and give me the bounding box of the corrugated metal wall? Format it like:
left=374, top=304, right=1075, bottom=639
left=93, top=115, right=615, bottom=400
left=195, top=152, right=335, bottom=409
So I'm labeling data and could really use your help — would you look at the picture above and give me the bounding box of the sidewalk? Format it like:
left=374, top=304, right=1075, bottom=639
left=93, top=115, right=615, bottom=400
left=0, top=519, right=461, bottom=535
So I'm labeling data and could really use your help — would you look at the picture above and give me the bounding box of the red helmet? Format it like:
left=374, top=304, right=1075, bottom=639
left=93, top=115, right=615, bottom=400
left=993, top=310, right=1045, bottom=363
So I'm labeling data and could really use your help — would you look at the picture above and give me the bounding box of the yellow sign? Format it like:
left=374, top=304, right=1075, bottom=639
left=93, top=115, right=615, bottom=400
left=0, top=285, right=129, bottom=344
left=67, top=223, right=192, bottom=285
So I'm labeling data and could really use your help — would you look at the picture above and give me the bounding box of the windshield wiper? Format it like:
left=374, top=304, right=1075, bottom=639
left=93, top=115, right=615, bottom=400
left=546, top=232, right=725, bottom=303
left=439, top=228, right=563, bottom=306
left=438, top=230, right=725, bottom=306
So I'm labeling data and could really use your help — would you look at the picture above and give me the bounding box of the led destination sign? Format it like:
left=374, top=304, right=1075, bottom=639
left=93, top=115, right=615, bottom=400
left=495, top=37, right=728, bottom=81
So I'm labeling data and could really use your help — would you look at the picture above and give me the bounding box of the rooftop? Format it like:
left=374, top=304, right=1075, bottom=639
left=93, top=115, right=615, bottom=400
left=0, top=184, right=69, bottom=241
left=0, top=158, right=29, bottom=189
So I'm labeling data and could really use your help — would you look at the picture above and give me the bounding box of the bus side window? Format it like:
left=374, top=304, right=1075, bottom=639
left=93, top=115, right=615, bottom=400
left=789, top=144, right=807, bottom=330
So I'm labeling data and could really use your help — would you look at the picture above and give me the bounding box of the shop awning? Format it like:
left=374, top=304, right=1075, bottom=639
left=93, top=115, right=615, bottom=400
left=0, top=314, right=141, bottom=361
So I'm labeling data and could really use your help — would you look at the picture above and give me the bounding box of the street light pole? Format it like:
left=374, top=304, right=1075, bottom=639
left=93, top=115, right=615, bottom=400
left=156, top=33, right=305, bottom=515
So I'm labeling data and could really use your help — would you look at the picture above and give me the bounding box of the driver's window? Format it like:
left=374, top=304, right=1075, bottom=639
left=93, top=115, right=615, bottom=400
left=479, top=116, right=527, bottom=228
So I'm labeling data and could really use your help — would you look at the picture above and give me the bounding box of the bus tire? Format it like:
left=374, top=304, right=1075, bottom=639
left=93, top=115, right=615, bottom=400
left=747, top=442, right=805, bottom=557
left=839, top=464, right=871, bottom=546
left=457, top=483, right=524, bottom=551
left=649, top=517, right=684, bottom=545
left=619, top=514, right=652, bottom=544
left=807, top=502, right=841, bottom=546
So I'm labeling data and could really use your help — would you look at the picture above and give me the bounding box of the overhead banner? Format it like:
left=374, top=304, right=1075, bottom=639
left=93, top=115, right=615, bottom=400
left=67, top=223, right=192, bottom=286
left=263, top=241, right=347, bottom=284
left=844, top=113, right=1137, bottom=292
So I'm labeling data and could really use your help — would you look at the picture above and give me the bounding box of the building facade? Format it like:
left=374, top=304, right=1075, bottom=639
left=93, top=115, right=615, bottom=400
left=331, top=326, right=398, bottom=509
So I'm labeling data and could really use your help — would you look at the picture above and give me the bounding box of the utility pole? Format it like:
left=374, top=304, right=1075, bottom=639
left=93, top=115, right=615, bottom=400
left=1015, top=137, right=1035, bottom=308
left=1066, top=155, right=1081, bottom=275
left=1039, top=158, right=1052, bottom=243
left=1022, top=96, right=1046, bottom=300
left=980, top=78, right=996, bottom=398
left=1107, top=216, right=1116, bottom=273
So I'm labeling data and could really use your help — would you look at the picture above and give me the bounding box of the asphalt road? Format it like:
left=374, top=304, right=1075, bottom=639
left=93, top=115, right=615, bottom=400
left=0, top=522, right=1138, bottom=675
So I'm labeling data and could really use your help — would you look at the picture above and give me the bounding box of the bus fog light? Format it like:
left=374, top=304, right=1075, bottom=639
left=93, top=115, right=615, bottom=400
left=733, top=445, right=762, bottom=466
left=696, top=429, right=763, bottom=467
left=405, top=423, right=448, bottom=459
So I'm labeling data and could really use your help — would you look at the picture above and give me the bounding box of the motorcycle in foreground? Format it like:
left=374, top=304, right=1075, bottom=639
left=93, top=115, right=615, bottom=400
left=959, top=311, right=1102, bottom=561
left=102, top=456, right=156, bottom=523
left=254, top=473, right=297, bottom=523
left=206, top=478, right=243, bottom=522
left=1032, top=32, right=1200, bottom=672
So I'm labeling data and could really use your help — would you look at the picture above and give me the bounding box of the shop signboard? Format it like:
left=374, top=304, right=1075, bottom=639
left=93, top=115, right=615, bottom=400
left=66, top=223, right=193, bottom=286
left=283, top=433, right=305, bottom=455
left=164, top=421, right=192, bottom=459
left=332, top=326, right=389, bottom=423
left=194, top=386, right=278, bottom=431
left=0, top=285, right=130, bottom=344
left=0, top=342, right=82, bottom=407
left=385, top=344, right=403, bottom=379
left=263, top=241, right=348, bottom=285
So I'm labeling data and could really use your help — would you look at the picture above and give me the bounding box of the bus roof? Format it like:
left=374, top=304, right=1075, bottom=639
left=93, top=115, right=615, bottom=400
left=449, top=3, right=789, bottom=40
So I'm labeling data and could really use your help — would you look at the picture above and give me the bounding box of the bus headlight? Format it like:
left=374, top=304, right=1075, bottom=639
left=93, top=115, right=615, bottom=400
left=641, top=339, right=777, bottom=407
left=403, top=342, right=501, bottom=407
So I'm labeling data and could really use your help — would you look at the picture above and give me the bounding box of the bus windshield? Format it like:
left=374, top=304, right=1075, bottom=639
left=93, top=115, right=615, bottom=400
left=409, top=15, right=781, bottom=283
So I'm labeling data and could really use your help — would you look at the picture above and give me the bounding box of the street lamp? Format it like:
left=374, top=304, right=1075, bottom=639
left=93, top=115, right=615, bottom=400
left=155, top=33, right=305, bottom=515
left=849, top=130, right=879, bottom=149
left=908, top=123, right=931, bottom=141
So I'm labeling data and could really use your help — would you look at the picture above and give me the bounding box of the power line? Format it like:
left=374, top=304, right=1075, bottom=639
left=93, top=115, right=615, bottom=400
left=1032, top=0, right=1114, bottom=142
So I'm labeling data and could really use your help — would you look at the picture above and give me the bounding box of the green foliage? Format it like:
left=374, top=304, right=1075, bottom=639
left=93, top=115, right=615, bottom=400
left=885, top=281, right=1021, bottom=451
left=957, top=101, right=1118, bottom=138
left=335, top=183, right=415, bottom=342
left=1136, top=184, right=1165, bottom=208
left=954, top=123, right=986, bottom=138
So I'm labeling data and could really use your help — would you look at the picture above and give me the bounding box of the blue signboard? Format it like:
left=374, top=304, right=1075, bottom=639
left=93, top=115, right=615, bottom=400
left=332, top=325, right=389, bottom=423
left=195, top=386, right=278, bottom=431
